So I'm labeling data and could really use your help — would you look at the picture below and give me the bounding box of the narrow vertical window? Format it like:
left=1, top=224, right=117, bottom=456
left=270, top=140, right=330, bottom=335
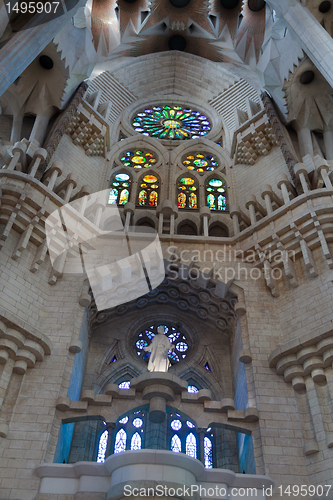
left=114, top=429, right=127, bottom=454
left=109, top=173, right=131, bottom=205
left=171, top=434, right=182, bottom=453
left=97, top=430, right=108, bottom=463
left=131, top=432, right=142, bottom=450
left=137, top=175, right=160, bottom=207
left=204, top=436, right=213, bottom=468
left=177, top=177, right=198, bottom=209
left=186, top=433, right=197, bottom=459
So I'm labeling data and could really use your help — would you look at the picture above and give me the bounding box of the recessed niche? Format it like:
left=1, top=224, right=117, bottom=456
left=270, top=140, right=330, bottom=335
left=319, top=1, right=331, bottom=13
left=39, top=55, right=54, bottom=70
left=168, top=35, right=187, bottom=51
left=248, top=0, right=265, bottom=12
left=169, top=0, right=191, bottom=7
left=220, top=0, right=239, bottom=8
left=300, top=70, right=315, bottom=85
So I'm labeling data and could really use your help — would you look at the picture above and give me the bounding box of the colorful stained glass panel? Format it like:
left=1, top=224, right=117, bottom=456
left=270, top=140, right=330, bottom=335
left=132, top=105, right=211, bottom=140
left=120, top=150, right=157, bottom=169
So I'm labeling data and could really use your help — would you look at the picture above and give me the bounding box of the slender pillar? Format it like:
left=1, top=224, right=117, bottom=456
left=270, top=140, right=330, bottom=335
left=29, top=111, right=54, bottom=145
left=294, top=163, right=310, bottom=194
left=277, top=176, right=291, bottom=204
left=7, top=141, right=27, bottom=170
left=10, top=112, right=24, bottom=143
left=158, top=213, right=163, bottom=234
left=323, top=126, right=333, bottom=161
left=28, top=148, right=47, bottom=178
left=297, top=127, right=314, bottom=159
left=199, top=207, right=211, bottom=236
left=46, top=163, right=63, bottom=191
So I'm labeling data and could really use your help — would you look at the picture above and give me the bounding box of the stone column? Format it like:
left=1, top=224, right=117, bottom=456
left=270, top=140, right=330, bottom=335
left=10, top=111, right=24, bottom=143
left=7, top=141, right=27, bottom=170
left=63, top=175, right=78, bottom=203
left=245, top=196, right=257, bottom=225
left=199, top=206, right=211, bottom=236
left=45, top=161, right=63, bottom=191
left=261, top=185, right=274, bottom=215
left=230, top=205, right=241, bottom=235
left=123, top=202, right=135, bottom=232
left=277, top=175, right=291, bottom=204
left=29, top=111, right=54, bottom=146
left=28, top=148, right=47, bottom=178
left=294, top=163, right=310, bottom=194
left=314, top=158, right=333, bottom=189
left=323, top=125, right=333, bottom=161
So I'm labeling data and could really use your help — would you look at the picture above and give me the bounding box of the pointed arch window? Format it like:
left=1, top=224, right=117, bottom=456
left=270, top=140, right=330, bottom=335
left=97, top=430, right=108, bottom=463
left=206, top=178, right=227, bottom=211
left=114, top=429, right=127, bottom=454
left=186, top=433, right=197, bottom=459
left=131, top=432, right=142, bottom=450
left=138, top=174, right=160, bottom=207
left=171, top=434, right=182, bottom=453
left=204, top=436, right=213, bottom=468
left=109, top=173, right=131, bottom=205
left=177, top=177, right=198, bottom=209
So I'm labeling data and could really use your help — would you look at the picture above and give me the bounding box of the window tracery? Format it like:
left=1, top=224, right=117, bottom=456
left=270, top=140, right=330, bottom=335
left=137, top=174, right=160, bottom=207
left=177, top=176, right=198, bottom=209
left=109, top=172, right=131, bottom=205
left=206, top=177, right=227, bottom=211
left=135, top=324, right=190, bottom=364
left=132, top=105, right=211, bottom=140
left=182, top=152, right=219, bottom=172
left=120, top=150, right=158, bottom=169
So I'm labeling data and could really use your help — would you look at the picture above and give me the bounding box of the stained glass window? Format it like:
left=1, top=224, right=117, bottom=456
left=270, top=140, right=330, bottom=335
left=114, top=429, right=127, bottom=454
left=182, top=153, right=219, bottom=172
left=109, top=172, right=131, bottom=205
left=119, top=381, right=131, bottom=389
left=135, top=324, right=189, bottom=364
left=206, top=178, right=227, bottom=211
left=132, top=105, right=211, bottom=140
left=204, top=437, right=213, bottom=468
left=97, top=430, right=108, bottom=463
left=188, top=385, right=199, bottom=393
left=177, top=177, right=198, bottom=209
left=137, top=174, right=160, bottom=207
left=171, top=420, right=182, bottom=431
left=186, top=433, right=197, bottom=459
left=119, top=416, right=129, bottom=424
left=131, top=432, right=142, bottom=450
left=171, top=434, right=182, bottom=453
left=120, top=150, right=158, bottom=169
left=187, top=421, right=195, bottom=428
left=133, top=418, right=143, bottom=428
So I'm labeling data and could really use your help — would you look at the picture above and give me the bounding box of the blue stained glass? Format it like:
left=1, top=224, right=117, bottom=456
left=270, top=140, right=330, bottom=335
left=171, top=434, right=182, bottom=453
left=131, top=432, right=142, bottom=450
left=204, top=437, right=213, bottom=468
left=133, top=105, right=211, bottom=140
left=168, top=352, right=180, bottom=362
left=119, top=416, right=129, bottom=424
left=171, top=420, right=182, bottom=431
left=168, top=332, right=180, bottom=342
left=188, top=385, right=199, bottom=393
left=108, top=189, right=118, bottom=204
left=136, top=340, right=148, bottom=349
left=97, top=430, right=108, bottom=463
left=114, top=429, right=127, bottom=454
left=119, top=381, right=130, bottom=389
left=186, top=433, right=197, bottom=459
left=187, top=421, right=195, bottom=428
left=133, top=418, right=143, bottom=428
left=176, top=342, right=188, bottom=352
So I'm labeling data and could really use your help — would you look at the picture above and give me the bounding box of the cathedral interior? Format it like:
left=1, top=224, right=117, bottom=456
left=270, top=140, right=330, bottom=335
left=1, top=0, right=333, bottom=499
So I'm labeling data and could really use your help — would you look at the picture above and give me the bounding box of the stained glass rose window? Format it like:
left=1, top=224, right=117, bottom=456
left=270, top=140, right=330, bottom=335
left=132, top=105, right=211, bottom=140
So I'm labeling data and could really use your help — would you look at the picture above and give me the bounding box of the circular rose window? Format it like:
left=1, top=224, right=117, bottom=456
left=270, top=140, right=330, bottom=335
left=132, top=105, right=211, bottom=140
left=135, top=324, right=190, bottom=364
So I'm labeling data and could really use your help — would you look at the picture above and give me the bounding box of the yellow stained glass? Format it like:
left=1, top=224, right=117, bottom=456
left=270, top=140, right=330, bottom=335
left=119, top=189, right=129, bottom=205
left=178, top=192, right=186, bottom=209
left=143, top=175, right=158, bottom=183
left=181, top=177, right=195, bottom=186
left=132, top=156, right=146, bottom=164
left=189, top=193, right=197, bottom=209
left=149, top=191, right=158, bottom=207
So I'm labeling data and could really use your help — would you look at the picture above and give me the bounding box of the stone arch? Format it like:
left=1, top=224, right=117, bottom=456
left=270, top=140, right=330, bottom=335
left=135, top=216, right=156, bottom=229
left=209, top=221, right=229, bottom=237
left=175, top=214, right=200, bottom=235
left=171, top=137, right=232, bottom=173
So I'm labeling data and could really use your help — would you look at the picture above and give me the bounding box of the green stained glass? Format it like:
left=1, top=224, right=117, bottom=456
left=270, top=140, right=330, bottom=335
left=133, top=105, right=211, bottom=140
left=120, top=150, right=158, bottom=169
left=182, top=152, right=219, bottom=172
